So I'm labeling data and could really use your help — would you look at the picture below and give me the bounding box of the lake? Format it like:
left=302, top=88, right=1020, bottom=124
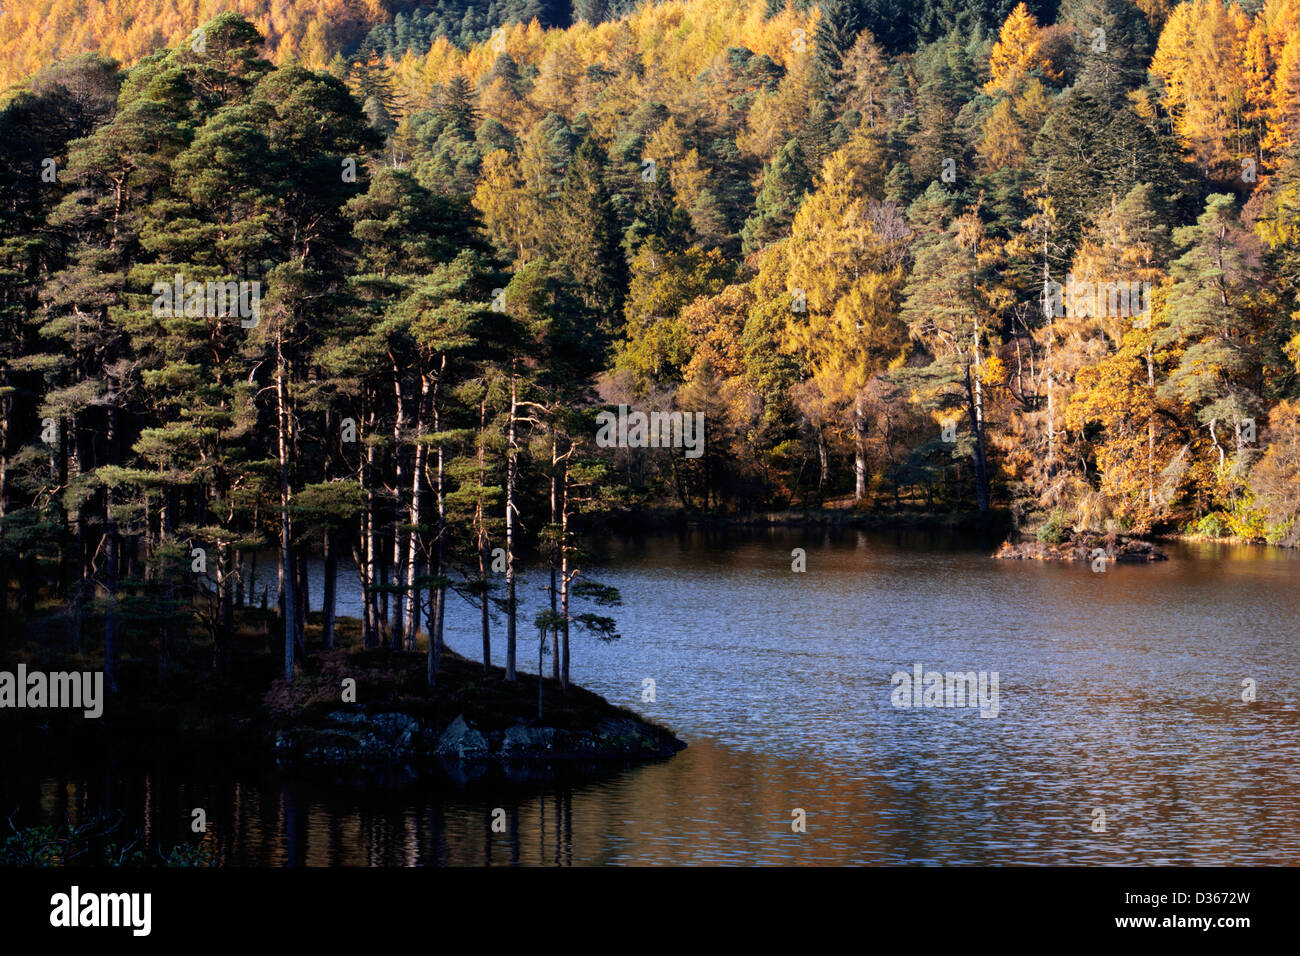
left=6, top=528, right=1300, bottom=865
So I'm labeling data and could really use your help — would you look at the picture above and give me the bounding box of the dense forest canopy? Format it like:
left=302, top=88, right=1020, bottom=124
left=2, top=0, right=1300, bottom=698
left=5, top=0, right=1081, bottom=90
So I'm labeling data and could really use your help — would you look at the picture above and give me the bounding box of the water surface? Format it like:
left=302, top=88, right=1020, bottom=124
left=7, top=529, right=1299, bottom=865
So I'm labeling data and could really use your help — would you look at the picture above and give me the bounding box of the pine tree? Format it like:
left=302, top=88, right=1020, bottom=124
left=1157, top=194, right=1270, bottom=476
left=741, top=139, right=813, bottom=253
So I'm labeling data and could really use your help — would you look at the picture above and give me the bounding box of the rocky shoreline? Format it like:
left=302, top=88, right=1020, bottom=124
left=272, top=707, right=685, bottom=783
left=261, top=646, right=686, bottom=784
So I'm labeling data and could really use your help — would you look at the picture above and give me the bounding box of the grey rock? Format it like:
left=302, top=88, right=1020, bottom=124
left=436, top=714, right=490, bottom=761
left=371, top=712, right=420, bottom=745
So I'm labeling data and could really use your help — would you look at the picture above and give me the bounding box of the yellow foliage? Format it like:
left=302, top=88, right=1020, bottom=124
left=1150, top=0, right=1279, bottom=175
left=0, top=0, right=389, bottom=88
left=985, top=3, right=1058, bottom=96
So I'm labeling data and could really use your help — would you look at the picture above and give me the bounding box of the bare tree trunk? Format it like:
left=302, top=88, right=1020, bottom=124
left=853, top=395, right=868, bottom=501
left=505, top=373, right=518, bottom=682
left=433, top=446, right=447, bottom=660
left=276, top=340, right=298, bottom=683
left=426, top=362, right=448, bottom=688
left=390, top=364, right=407, bottom=649
left=549, top=431, right=559, bottom=681
left=965, top=364, right=990, bottom=512
left=560, top=461, right=571, bottom=691
left=1147, top=346, right=1156, bottom=508
left=407, top=370, right=429, bottom=650
left=363, top=408, right=379, bottom=648
left=817, top=430, right=828, bottom=501
left=477, top=394, right=490, bottom=675
left=1043, top=243, right=1056, bottom=472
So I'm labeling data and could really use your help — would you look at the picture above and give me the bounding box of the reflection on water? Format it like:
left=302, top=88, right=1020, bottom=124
left=6, top=529, right=1300, bottom=864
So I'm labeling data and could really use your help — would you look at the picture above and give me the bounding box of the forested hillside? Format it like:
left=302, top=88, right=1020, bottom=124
left=0, top=0, right=1163, bottom=93
left=2, top=0, right=1299, bottom=696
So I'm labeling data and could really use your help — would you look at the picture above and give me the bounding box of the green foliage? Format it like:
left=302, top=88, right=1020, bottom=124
left=1, top=814, right=215, bottom=867
left=1036, top=507, right=1069, bottom=544
left=1187, top=512, right=1230, bottom=539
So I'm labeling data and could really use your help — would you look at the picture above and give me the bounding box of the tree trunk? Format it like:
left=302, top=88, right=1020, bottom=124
left=427, top=363, right=447, bottom=687
left=217, top=544, right=233, bottom=675
left=103, top=515, right=121, bottom=696
left=1043, top=246, right=1056, bottom=473
left=56, top=418, right=69, bottom=600
left=323, top=530, right=337, bottom=649
left=246, top=548, right=256, bottom=606
left=477, top=394, right=491, bottom=676
left=363, top=408, right=379, bottom=648
left=72, top=511, right=86, bottom=654
left=296, top=547, right=309, bottom=644
left=159, top=488, right=176, bottom=686
left=817, top=430, right=828, bottom=501
left=276, top=345, right=298, bottom=683
left=1147, top=346, right=1157, bottom=508
left=103, top=406, right=120, bottom=695
left=560, top=461, right=571, bottom=691
left=505, top=373, right=518, bottom=682
left=390, top=364, right=407, bottom=650
left=549, top=431, right=560, bottom=681
left=408, top=370, right=430, bottom=652
left=853, top=396, right=868, bottom=501
left=965, top=364, right=990, bottom=512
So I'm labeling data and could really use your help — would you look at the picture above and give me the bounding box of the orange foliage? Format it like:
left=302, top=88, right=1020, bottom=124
left=0, top=0, right=393, bottom=88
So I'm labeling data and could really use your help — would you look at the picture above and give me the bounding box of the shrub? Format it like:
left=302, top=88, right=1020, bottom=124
left=1188, top=512, right=1230, bottom=539
left=1036, top=508, right=1069, bottom=544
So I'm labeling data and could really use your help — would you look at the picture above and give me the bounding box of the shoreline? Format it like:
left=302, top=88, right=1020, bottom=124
left=606, top=506, right=1015, bottom=534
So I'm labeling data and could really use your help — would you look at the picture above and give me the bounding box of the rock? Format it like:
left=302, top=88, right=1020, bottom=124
left=371, top=712, right=420, bottom=745
left=500, top=724, right=557, bottom=758
left=351, top=713, right=421, bottom=761
left=275, top=702, right=685, bottom=779
left=325, top=710, right=368, bottom=728
left=294, top=728, right=365, bottom=766
left=436, top=714, right=490, bottom=761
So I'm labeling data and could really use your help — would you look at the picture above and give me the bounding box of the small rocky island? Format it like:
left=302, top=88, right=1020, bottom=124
left=993, top=532, right=1168, bottom=563
left=264, top=647, right=685, bottom=784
